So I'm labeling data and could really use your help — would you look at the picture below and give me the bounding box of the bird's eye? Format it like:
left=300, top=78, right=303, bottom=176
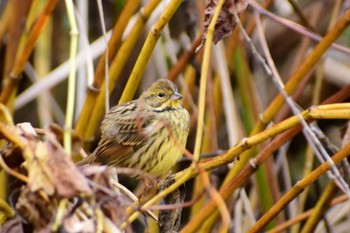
left=158, top=92, right=165, bottom=98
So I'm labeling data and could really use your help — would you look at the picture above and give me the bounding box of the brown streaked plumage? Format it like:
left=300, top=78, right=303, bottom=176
left=79, top=79, right=190, bottom=177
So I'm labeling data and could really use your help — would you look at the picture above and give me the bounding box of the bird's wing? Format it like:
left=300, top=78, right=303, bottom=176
left=91, top=101, right=154, bottom=165
left=91, top=136, right=135, bottom=166
left=102, top=101, right=155, bottom=145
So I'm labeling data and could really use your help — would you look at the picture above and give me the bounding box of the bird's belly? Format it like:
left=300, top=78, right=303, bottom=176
left=122, top=130, right=186, bottom=177
left=148, top=141, right=183, bottom=176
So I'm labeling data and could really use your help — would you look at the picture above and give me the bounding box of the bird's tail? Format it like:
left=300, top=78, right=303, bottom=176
left=76, top=153, right=96, bottom=166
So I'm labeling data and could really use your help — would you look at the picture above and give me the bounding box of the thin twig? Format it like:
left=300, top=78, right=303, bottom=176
left=267, top=194, right=349, bottom=233
left=111, top=179, right=158, bottom=222
left=250, top=9, right=350, bottom=197
left=96, top=0, right=110, bottom=112
left=0, top=156, right=29, bottom=183
left=249, top=0, right=350, bottom=55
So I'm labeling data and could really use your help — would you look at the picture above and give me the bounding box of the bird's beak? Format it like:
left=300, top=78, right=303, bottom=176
left=170, top=91, right=183, bottom=100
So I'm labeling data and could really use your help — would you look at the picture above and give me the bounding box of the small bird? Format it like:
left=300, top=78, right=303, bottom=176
left=79, top=79, right=190, bottom=177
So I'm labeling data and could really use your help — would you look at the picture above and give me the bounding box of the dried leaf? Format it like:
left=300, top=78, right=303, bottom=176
left=16, top=187, right=52, bottom=230
left=47, top=123, right=82, bottom=155
left=62, top=215, right=96, bottom=233
left=198, top=0, right=248, bottom=50
left=0, top=216, right=24, bottom=233
left=28, top=142, right=55, bottom=195
left=79, top=165, right=128, bottom=226
left=1, top=123, right=127, bottom=232
left=21, top=124, right=92, bottom=197
left=45, top=139, right=92, bottom=197
left=17, top=122, right=38, bottom=138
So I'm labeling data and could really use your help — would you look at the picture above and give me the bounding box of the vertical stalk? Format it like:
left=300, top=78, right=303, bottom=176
left=64, top=0, right=79, bottom=155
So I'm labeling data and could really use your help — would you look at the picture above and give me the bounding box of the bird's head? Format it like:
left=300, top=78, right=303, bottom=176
left=142, top=79, right=184, bottom=111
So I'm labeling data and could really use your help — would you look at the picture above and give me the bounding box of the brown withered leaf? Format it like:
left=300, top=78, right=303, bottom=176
left=198, top=0, right=248, bottom=51
left=77, top=165, right=127, bottom=229
left=16, top=186, right=52, bottom=230
left=21, top=124, right=91, bottom=197
left=27, top=142, right=55, bottom=195
left=45, top=138, right=92, bottom=197
left=0, top=216, right=25, bottom=233
left=1, top=123, right=127, bottom=232
left=47, top=123, right=82, bottom=156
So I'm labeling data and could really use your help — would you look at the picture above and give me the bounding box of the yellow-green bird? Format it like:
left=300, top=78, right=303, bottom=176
left=79, top=79, right=190, bottom=177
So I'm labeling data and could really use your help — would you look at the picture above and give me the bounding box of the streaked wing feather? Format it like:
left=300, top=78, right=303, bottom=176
left=93, top=101, right=154, bottom=165
left=101, top=101, right=154, bottom=146
left=93, top=136, right=135, bottom=166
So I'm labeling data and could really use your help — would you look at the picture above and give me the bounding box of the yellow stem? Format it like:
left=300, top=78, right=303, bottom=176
left=119, top=0, right=183, bottom=104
